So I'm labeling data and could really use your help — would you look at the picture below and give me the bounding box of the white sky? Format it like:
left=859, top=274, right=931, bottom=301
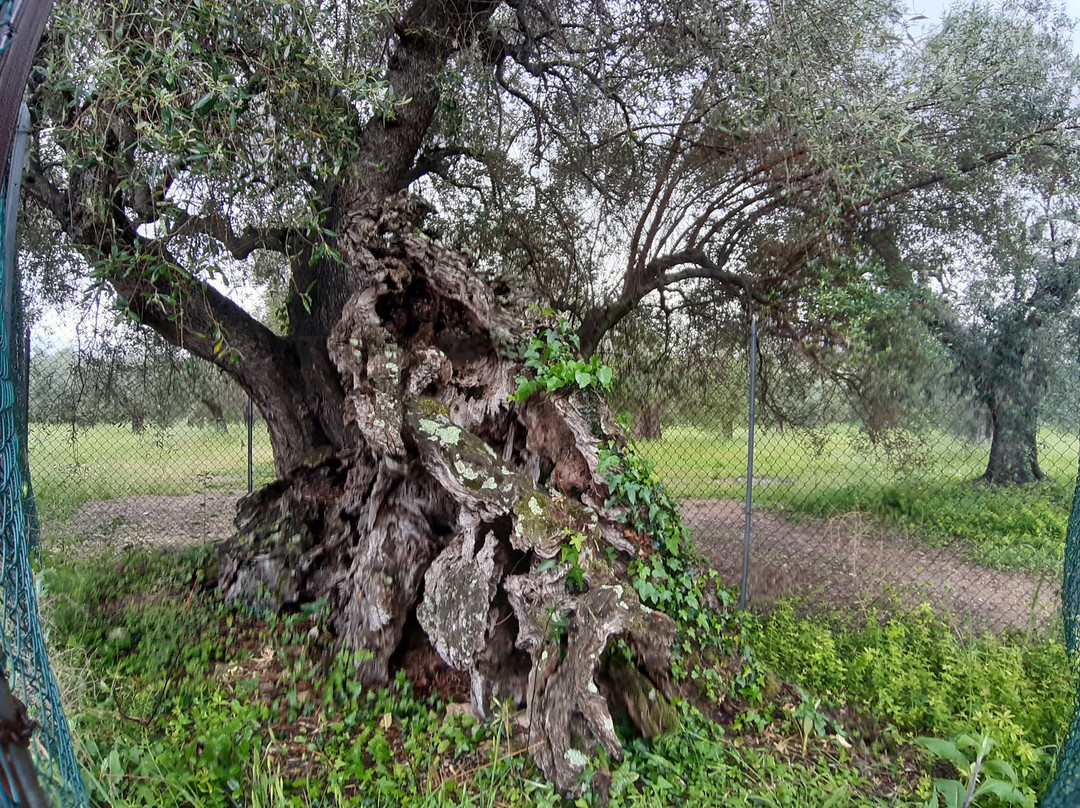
left=909, top=0, right=1080, bottom=47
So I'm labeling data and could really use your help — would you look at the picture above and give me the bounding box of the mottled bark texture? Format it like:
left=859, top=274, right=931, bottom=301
left=217, top=200, right=677, bottom=793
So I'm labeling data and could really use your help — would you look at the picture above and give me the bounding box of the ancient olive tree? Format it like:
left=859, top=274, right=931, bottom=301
left=872, top=192, right=1080, bottom=484
left=20, top=0, right=1080, bottom=788
left=949, top=222, right=1080, bottom=485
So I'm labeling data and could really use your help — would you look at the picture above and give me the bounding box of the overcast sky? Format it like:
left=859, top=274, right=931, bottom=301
left=908, top=0, right=1080, bottom=49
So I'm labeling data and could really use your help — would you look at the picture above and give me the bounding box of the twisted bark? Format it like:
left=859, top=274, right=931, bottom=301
left=217, top=214, right=677, bottom=793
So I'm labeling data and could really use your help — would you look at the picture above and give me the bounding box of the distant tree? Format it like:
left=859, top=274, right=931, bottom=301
left=929, top=205, right=1079, bottom=483
left=838, top=4, right=1080, bottom=483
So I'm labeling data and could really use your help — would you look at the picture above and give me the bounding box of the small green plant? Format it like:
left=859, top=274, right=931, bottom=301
left=535, top=529, right=589, bottom=593
left=559, top=530, right=588, bottom=592
left=508, top=316, right=613, bottom=401
left=916, top=734, right=1033, bottom=808
left=790, top=686, right=843, bottom=756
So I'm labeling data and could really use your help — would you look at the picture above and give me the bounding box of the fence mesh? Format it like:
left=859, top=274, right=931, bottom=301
left=28, top=317, right=275, bottom=553
left=28, top=311, right=1077, bottom=634
left=1, top=109, right=87, bottom=804
left=603, top=322, right=1074, bottom=635
left=22, top=296, right=1080, bottom=802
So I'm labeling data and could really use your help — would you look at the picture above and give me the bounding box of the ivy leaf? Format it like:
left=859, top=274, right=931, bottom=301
left=665, top=531, right=680, bottom=555
left=598, top=451, right=620, bottom=474
left=510, top=378, right=536, bottom=401
left=575, top=370, right=593, bottom=388
left=566, top=566, right=585, bottom=592
left=597, top=365, right=613, bottom=387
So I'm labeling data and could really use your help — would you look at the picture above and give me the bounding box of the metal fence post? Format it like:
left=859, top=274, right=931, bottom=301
left=246, top=397, right=254, bottom=494
left=738, top=315, right=757, bottom=610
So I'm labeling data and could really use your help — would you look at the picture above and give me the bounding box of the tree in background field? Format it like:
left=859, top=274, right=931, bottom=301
left=19, top=0, right=1080, bottom=788
left=839, top=4, right=1080, bottom=483
left=29, top=332, right=250, bottom=432
left=601, top=294, right=749, bottom=439
left=927, top=201, right=1080, bottom=484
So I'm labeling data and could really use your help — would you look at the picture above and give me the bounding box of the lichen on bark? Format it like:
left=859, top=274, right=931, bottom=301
left=216, top=207, right=680, bottom=795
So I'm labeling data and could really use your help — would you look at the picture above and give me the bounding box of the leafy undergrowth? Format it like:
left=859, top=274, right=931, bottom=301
left=37, top=546, right=1075, bottom=808
left=752, top=602, right=1074, bottom=801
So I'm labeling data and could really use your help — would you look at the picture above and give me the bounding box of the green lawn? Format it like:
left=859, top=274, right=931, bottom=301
left=28, top=423, right=276, bottom=522
left=638, top=424, right=1077, bottom=574
left=26, top=422, right=1077, bottom=805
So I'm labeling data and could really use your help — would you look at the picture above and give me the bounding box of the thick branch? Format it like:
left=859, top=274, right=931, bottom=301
left=157, top=211, right=296, bottom=259
left=395, top=145, right=479, bottom=190
left=345, top=0, right=502, bottom=203
left=578, top=250, right=766, bottom=355
left=21, top=158, right=78, bottom=231
left=308, top=0, right=502, bottom=335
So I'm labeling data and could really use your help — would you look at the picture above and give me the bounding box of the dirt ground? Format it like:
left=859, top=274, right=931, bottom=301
left=42, top=492, right=1060, bottom=633
left=42, top=491, right=245, bottom=551
left=683, top=498, right=1059, bottom=633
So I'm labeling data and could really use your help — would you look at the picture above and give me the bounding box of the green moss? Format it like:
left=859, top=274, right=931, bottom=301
left=514, top=490, right=557, bottom=542
left=413, top=397, right=450, bottom=419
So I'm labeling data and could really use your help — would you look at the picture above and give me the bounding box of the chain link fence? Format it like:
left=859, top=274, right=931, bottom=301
left=606, top=318, right=1077, bottom=636
left=27, top=309, right=1079, bottom=636
left=28, top=316, right=275, bottom=553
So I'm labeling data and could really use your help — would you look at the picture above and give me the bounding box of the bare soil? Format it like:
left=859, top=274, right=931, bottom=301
left=41, top=492, right=1059, bottom=632
left=41, top=491, right=244, bottom=551
left=683, top=498, right=1060, bottom=633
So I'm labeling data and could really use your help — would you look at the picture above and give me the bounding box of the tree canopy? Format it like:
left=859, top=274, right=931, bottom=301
left=24, top=0, right=1080, bottom=409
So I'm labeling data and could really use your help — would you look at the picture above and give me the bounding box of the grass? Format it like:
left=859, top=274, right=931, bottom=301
left=639, top=424, right=1077, bottom=574
left=26, top=420, right=1076, bottom=574
left=38, top=547, right=1075, bottom=807
left=28, top=423, right=276, bottom=522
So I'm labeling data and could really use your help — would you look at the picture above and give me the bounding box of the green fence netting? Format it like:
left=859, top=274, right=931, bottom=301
left=0, top=10, right=87, bottom=800
left=1041, top=467, right=1080, bottom=804
left=0, top=0, right=13, bottom=54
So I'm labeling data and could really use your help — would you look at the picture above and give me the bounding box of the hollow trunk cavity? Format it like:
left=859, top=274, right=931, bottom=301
left=216, top=196, right=679, bottom=794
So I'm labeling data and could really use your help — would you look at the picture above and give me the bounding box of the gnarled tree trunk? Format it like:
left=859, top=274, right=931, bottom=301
left=980, top=397, right=1046, bottom=485
left=217, top=208, right=678, bottom=793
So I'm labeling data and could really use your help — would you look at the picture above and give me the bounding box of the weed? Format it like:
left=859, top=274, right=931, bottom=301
left=507, top=315, right=613, bottom=402
left=916, top=734, right=1034, bottom=808
left=753, top=601, right=1071, bottom=795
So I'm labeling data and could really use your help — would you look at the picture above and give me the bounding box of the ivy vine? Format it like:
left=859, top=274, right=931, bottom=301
left=507, top=316, right=613, bottom=402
